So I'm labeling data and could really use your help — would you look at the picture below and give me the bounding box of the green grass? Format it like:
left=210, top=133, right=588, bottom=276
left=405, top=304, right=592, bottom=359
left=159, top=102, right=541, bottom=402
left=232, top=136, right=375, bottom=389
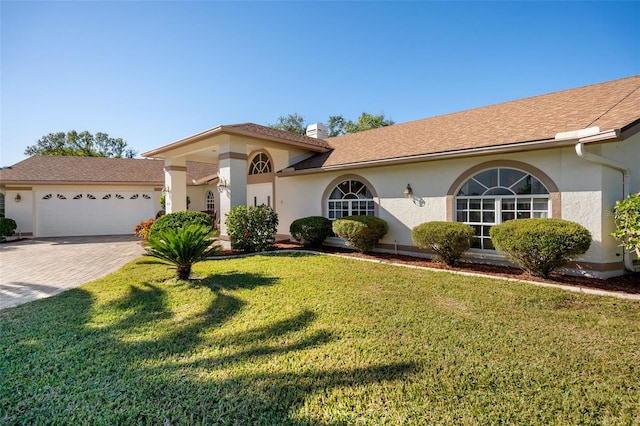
left=1, top=253, right=639, bottom=425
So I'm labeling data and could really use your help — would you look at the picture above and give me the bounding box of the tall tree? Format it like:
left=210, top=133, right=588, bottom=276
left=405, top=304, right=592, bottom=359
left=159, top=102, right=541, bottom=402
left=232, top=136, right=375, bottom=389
left=24, top=131, right=137, bottom=158
left=270, top=112, right=394, bottom=137
left=269, top=113, right=307, bottom=135
left=343, top=112, right=394, bottom=134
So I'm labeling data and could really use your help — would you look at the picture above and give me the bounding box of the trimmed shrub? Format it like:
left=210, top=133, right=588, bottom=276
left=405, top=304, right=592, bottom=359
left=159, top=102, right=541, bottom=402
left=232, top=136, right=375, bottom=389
left=226, top=205, right=279, bottom=252
left=411, top=221, right=475, bottom=266
left=611, top=192, right=640, bottom=257
left=133, top=218, right=155, bottom=240
left=0, top=217, right=17, bottom=239
left=149, top=211, right=212, bottom=239
left=490, top=218, right=592, bottom=278
left=145, top=224, right=221, bottom=280
left=290, top=216, right=332, bottom=248
left=332, top=215, right=388, bottom=253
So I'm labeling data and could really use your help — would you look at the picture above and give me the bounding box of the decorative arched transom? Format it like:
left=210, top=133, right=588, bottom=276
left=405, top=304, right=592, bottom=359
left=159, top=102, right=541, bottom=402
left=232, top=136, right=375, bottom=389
left=454, top=166, right=552, bottom=250
left=249, top=152, right=272, bottom=175
left=324, top=177, right=377, bottom=220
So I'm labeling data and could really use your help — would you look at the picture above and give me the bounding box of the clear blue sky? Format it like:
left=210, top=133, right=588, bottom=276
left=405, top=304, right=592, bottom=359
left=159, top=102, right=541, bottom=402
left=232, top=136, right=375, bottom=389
left=1, top=1, right=638, bottom=167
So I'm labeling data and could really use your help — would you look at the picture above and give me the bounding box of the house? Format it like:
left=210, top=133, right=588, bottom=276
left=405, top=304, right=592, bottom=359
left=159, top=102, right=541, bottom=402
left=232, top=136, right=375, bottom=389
left=2, top=76, right=639, bottom=277
left=0, top=156, right=217, bottom=237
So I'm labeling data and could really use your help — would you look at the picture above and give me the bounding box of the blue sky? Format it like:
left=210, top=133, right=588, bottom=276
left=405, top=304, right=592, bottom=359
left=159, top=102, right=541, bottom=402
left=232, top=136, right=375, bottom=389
left=1, top=1, right=638, bottom=167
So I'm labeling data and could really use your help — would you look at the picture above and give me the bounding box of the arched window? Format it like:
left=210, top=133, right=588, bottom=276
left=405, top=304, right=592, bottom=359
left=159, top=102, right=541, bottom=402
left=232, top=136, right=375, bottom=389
left=327, top=180, right=375, bottom=220
left=249, top=153, right=272, bottom=175
left=455, top=168, right=550, bottom=250
left=206, top=190, right=215, bottom=211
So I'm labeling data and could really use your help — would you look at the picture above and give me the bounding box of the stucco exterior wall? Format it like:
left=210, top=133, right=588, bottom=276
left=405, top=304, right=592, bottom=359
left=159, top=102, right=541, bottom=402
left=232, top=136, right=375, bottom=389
left=276, top=142, right=634, bottom=277
left=5, top=189, right=34, bottom=235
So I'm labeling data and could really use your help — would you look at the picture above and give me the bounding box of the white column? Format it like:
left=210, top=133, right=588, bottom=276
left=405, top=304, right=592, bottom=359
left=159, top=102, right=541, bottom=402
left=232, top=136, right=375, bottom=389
left=218, top=151, right=248, bottom=236
left=164, top=157, right=187, bottom=213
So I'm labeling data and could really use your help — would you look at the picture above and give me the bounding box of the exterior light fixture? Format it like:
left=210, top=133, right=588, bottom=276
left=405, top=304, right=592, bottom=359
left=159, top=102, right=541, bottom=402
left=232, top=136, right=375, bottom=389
left=14, top=193, right=21, bottom=202
left=404, top=184, right=413, bottom=198
left=217, top=177, right=229, bottom=193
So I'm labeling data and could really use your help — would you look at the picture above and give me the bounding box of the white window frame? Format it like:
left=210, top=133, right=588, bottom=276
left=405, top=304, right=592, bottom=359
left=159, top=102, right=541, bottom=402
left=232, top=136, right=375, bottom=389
left=206, top=190, right=215, bottom=211
left=455, top=168, right=550, bottom=250
left=326, top=180, right=375, bottom=220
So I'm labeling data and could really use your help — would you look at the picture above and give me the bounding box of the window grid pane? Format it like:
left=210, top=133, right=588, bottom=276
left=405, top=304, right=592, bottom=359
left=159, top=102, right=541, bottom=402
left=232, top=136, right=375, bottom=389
left=455, top=167, right=551, bottom=250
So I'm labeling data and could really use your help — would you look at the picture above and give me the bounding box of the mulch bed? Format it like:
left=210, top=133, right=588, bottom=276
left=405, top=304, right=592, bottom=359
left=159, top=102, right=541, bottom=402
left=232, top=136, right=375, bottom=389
left=215, top=242, right=640, bottom=295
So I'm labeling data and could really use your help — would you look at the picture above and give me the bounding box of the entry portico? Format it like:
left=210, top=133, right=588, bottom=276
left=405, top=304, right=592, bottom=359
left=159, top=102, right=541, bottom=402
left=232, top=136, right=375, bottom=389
left=142, top=123, right=330, bottom=236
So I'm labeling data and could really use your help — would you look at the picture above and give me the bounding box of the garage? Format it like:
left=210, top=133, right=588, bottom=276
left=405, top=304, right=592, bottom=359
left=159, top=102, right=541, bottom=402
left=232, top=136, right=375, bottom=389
left=36, top=190, right=157, bottom=237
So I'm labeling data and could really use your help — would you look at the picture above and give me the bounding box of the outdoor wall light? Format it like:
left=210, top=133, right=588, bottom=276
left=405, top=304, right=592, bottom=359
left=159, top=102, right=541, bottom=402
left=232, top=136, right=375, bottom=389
left=404, top=184, right=413, bottom=198
left=14, top=193, right=21, bottom=202
left=217, top=177, right=229, bottom=193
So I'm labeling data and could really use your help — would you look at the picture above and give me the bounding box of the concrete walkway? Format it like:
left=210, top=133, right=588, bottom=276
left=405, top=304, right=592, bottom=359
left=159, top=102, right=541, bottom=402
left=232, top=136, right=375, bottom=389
left=0, top=235, right=145, bottom=310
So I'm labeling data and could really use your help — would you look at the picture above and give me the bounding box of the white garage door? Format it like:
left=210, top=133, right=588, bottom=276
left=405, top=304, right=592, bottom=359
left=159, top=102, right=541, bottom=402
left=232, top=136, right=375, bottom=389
left=36, top=190, right=157, bottom=237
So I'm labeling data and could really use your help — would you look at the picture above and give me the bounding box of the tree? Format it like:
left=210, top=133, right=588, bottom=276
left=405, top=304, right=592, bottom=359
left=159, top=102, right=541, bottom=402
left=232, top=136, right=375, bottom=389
left=326, top=115, right=347, bottom=137
left=269, top=112, right=394, bottom=137
left=24, top=131, right=137, bottom=158
left=343, top=112, right=394, bottom=134
left=269, top=113, right=307, bottom=135
left=612, top=192, right=640, bottom=257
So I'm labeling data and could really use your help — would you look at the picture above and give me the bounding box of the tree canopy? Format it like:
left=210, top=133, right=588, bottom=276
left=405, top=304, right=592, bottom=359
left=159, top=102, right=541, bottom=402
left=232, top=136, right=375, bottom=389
left=270, top=112, right=394, bottom=137
left=24, top=131, right=137, bottom=158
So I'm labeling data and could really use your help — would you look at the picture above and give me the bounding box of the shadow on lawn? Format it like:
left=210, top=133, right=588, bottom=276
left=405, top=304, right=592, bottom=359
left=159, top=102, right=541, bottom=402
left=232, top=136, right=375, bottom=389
left=1, top=268, right=418, bottom=425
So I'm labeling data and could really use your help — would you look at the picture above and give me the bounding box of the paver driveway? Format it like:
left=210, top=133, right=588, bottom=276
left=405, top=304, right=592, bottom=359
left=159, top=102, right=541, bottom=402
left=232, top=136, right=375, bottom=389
left=0, top=235, right=145, bottom=310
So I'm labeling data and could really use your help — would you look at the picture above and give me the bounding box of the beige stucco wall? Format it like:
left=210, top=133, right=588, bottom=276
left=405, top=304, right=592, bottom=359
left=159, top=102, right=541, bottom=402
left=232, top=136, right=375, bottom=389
left=5, top=189, right=34, bottom=235
left=276, top=137, right=639, bottom=277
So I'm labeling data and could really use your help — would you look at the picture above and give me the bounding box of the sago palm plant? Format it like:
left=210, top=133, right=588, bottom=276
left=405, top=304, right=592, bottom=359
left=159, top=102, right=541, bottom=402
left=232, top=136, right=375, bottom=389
left=145, top=224, right=221, bottom=280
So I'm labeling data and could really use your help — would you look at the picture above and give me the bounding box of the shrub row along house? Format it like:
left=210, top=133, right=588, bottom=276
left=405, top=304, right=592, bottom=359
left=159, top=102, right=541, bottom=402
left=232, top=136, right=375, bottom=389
left=2, top=76, right=639, bottom=278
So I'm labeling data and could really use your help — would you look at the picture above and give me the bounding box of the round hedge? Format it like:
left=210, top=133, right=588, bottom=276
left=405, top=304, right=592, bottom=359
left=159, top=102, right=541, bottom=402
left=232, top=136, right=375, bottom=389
left=290, top=216, right=332, bottom=248
left=489, top=218, right=591, bottom=278
left=411, top=221, right=475, bottom=266
left=332, top=215, right=388, bottom=253
left=149, top=211, right=212, bottom=239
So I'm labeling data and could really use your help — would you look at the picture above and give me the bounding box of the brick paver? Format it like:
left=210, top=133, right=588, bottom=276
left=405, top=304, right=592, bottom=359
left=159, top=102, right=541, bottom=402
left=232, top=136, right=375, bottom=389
left=0, top=235, right=145, bottom=310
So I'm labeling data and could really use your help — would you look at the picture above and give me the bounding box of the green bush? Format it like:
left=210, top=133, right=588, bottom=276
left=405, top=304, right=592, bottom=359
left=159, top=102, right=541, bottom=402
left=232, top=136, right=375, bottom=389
left=332, top=215, right=388, bottom=253
left=0, top=217, right=17, bottom=238
left=290, top=216, right=332, bottom=248
left=612, top=192, right=640, bottom=257
left=490, top=218, right=592, bottom=278
left=145, top=224, right=221, bottom=280
left=150, top=211, right=212, bottom=239
left=226, top=205, right=279, bottom=252
left=411, top=221, right=475, bottom=266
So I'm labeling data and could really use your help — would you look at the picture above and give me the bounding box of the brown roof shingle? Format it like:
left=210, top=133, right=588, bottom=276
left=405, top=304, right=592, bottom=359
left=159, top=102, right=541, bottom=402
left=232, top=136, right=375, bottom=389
left=291, top=75, right=640, bottom=171
left=0, top=156, right=217, bottom=185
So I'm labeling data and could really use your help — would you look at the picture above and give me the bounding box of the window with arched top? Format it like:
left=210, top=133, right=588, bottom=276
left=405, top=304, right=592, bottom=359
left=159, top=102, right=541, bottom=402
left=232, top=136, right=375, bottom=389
left=249, top=153, right=272, bottom=175
left=455, top=168, right=550, bottom=250
left=327, top=179, right=375, bottom=220
left=206, top=190, right=215, bottom=211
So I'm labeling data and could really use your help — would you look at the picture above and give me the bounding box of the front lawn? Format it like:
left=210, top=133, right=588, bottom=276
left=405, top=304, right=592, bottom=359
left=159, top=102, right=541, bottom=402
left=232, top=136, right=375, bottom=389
left=1, top=253, right=638, bottom=424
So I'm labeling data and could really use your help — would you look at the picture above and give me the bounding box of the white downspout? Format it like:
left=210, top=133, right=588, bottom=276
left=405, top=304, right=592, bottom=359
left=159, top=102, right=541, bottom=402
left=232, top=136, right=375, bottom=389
left=574, top=141, right=635, bottom=272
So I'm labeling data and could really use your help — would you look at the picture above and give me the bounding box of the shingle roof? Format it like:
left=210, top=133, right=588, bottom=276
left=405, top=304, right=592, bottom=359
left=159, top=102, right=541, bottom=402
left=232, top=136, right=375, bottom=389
left=142, top=122, right=330, bottom=158
left=0, top=156, right=217, bottom=185
left=291, top=75, right=640, bottom=171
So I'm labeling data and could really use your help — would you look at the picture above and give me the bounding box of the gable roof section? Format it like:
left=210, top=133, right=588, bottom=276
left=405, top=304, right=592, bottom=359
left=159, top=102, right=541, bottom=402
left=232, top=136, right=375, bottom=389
left=288, top=75, right=640, bottom=172
left=0, top=156, right=216, bottom=186
left=143, top=122, right=331, bottom=158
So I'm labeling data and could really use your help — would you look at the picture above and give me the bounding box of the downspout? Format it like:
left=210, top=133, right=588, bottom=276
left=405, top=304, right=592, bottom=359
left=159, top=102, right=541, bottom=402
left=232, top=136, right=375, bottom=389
left=573, top=140, right=635, bottom=272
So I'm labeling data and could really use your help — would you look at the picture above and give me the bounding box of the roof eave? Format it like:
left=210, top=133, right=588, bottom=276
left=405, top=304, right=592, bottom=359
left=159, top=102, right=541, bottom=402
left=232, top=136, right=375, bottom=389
left=142, top=124, right=330, bottom=158
left=277, top=130, right=623, bottom=177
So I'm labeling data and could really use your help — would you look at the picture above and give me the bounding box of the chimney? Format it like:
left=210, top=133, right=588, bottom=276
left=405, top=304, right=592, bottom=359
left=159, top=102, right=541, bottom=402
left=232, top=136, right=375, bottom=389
left=306, top=123, right=328, bottom=139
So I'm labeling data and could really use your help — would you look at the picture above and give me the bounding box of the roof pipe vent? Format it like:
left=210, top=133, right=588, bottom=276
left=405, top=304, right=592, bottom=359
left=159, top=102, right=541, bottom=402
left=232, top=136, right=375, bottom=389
left=306, top=123, right=329, bottom=139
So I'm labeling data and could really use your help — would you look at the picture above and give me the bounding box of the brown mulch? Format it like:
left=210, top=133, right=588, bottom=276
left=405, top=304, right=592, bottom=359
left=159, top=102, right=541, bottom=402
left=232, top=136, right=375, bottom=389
left=216, top=242, right=640, bottom=296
